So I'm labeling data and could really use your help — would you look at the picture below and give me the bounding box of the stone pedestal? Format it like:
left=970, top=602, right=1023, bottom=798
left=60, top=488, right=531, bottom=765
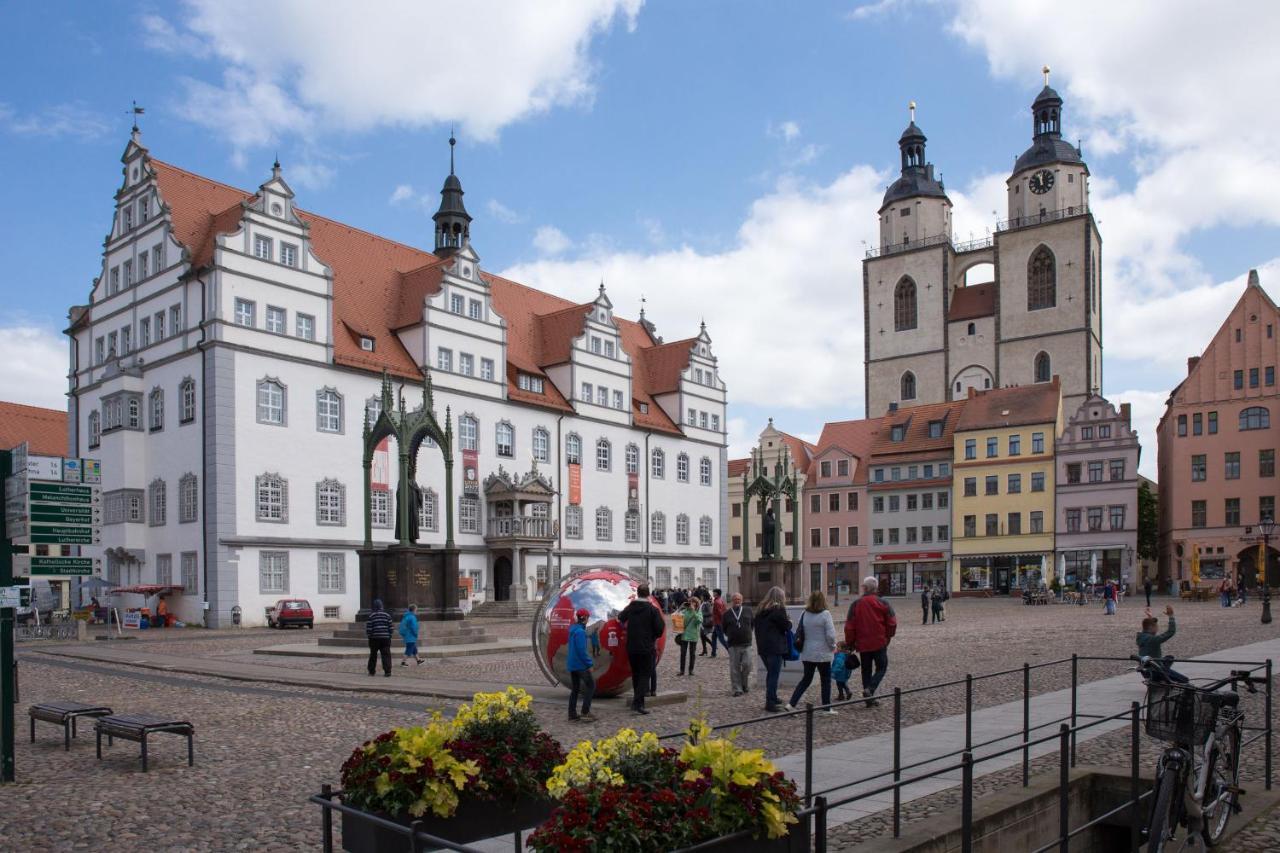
left=739, top=559, right=805, bottom=605
left=358, top=545, right=463, bottom=622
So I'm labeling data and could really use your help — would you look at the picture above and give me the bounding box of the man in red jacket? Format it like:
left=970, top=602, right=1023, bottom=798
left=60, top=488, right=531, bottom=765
left=845, top=576, right=897, bottom=707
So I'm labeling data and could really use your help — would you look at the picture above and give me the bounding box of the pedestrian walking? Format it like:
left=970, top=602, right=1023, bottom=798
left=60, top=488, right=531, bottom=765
left=698, top=595, right=713, bottom=655
left=618, top=585, right=664, bottom=715
left=723, top=592, right=754, bottom=696
left=832, top=641, right=858, bottom=700
left=365, top=599, right=393, bottom=677
left=1143, top=577, right=1153, bottom=607
left=1219, top=578, right=1231, bottom=608
left=1103, top=580, right=1117, bottom=616
left=753, top=586, right=792, bottom=713
left=398, top=603, right=424, bottom=666
left=678, top=597, right=703, bottom=675
left=920, top=586, right=930, bottom=625
left=845, top=576, right=897, bottom=707
left=787, top=590, right=838, bottom=714
left=710, top=589, right=728, bottom=657
left=567, top=608, right=597, bottom=722
left=930, top=586, right=944, bottom=624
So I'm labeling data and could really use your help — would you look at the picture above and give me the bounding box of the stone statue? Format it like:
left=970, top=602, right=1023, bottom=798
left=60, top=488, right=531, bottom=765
left=762, top=505, right=777, bottom=559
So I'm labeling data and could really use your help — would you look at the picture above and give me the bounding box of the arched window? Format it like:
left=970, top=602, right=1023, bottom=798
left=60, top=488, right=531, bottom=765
left=149, top=388, right=164, bottom=431
left=894, top=277, right=918, bottom=331
left=88, top=410, right=101, bottom=449
left=625, top=443, right=639, bottom=474
left=901, top=371, right=916, bottom=401
left=459, top=415, right=478, bottom=451
left=596, top=438, right=612, bottom=471
left=495, top=421, right=514, bottom=457
left=1034, top=352, right=1051, bottom=383
left=148, top=479, right=166, bottom=526
left=651, top=448, right=665, bottom=479
left=316, top=388, right=342, bottom=433
left=1028, top=246, right=1056, bottom=310
left=595, top=507, right=612, bottom=541
left=565, top=433, right=582, bottom=465
left=677, top=452, right=690, bottom=482
left=532, top=427, right=550, bottom=463
left=699, top=457, right=712, bottom=486
left=967, top=322, right=976, bottom=336
left=179, top=377, right=197, bottom=423
left=1240, top=407, right=1270, bottom=431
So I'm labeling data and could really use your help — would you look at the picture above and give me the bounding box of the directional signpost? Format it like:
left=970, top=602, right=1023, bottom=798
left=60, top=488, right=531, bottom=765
left=1, top=444, right=103, bottom=782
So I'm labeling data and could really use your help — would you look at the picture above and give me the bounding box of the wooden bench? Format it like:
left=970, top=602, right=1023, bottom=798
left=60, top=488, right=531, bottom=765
left=95, top=714, right=194, bottom=772
left=29, top=701, right=114, bottom=751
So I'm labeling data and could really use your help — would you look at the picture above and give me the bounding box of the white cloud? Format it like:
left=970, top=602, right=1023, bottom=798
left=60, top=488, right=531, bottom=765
left=0, top=325, right=67, bottom=410
left=725, top=416, right=754, bottom=459
left=139, top=13, right=209, bottom=57
left=289, top=160, right=335, bottom=191
left=0, top=102, right=110, bottom=141
left=150, top=0, right=644, bottom=160
left=769, top=120, right=801, bottom=142
left=389, top=184, right=416, bottom=205
left=1106, top=389, right=1169, bottom=480
left=533, top=225, right=574, bottom=256
left=486, top=199, right=524, bottom=224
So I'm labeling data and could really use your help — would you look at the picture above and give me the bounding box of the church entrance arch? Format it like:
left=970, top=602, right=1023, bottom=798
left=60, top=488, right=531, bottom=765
left=1237, top=545, right=1280, bottom=589
left=951, top=364, right=994, bottom=400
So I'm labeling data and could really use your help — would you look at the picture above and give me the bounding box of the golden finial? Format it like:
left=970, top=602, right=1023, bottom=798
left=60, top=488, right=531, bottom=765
left=1042, top=65, right=1050, bottom=86
left=908, top=100, right=916, bottom=122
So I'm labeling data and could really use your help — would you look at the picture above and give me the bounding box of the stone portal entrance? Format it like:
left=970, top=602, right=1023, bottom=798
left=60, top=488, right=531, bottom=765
left=493, top=556, right=513, bottom=601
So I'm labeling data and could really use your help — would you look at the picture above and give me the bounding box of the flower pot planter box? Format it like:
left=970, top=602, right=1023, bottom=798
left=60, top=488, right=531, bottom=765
left=342, top=796, right=553, bottom=851
left=693, top=817, right=810, bottom=853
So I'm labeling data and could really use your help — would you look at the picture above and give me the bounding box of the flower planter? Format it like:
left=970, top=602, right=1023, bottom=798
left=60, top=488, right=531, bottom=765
left=341, top=795, right=553, bottom=852
left=692, top=818, right=811, bottom=853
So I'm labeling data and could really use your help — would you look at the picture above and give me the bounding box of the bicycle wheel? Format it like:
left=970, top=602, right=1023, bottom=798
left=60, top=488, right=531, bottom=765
left=1202, top=726, right=1241, bottom=847
left=1147, top=765, right=1179, bottom=853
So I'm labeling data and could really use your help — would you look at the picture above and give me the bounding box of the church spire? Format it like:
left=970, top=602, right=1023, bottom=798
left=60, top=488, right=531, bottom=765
left=1031, top=65, right=1063, bottom=138
left=433, top=132, right=472, bottom=257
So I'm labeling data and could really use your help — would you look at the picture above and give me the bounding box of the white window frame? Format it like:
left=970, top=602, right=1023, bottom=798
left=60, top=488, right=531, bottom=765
left=459, top=415, right=478, bottom=451
left=256, top=378, right=286, bottom=425
left=259, top=551, right=289, bottom=594
left=626, top=444, right=639, bottom=474
left=677, top=453, right=689, bottom=483
left=256, top=473, right=289, bottom=523
left=148, top=388, right=164, bottom=431
left=495, top=421, right=514, bottom=458
left=612, top=390, right=623, bottom=410
left=265, top=305, right=286, bottom=334
left=234, top=298, right=256, bottom=327
left=437, top=348, right=453, bottom=372
left=480, top=358, right=494, bottom=381
left=181, top=552, right=198, bottom=594
left=566, top=433, right=582, bottom=465
left=595, top=506, right=612, bottom=541
left=565, top=506, right=583, bottom=539
left=254, top=234, right=273, bottom=260
left=316, top=389, right=342, bottom=433
left=700, top=457, right=712, bottom=486
left=450, top=293, right=465, bottom=314
left=371, top=489, right=391, bottom=528
left=651, top=511, right=666, bottom=544
left=179, top=473, right=198, bottom=523
left=652, top=448, right=665, bottom=479
left=459, top=496, right=480, bottom=534
left=676, top=513, right=689, bottom=545
left=468, top=298, right=483, bottom=320
left=532, top=427, right=550, bottom=463
left=624, top=511, right=639, bottom=543
left=419, top=489, right=438, bottom=532
left=318, top=552, right=345, bottom=593
left=280, top=243, right=298, bottom=267
left=296, top=313, right=315, bottom=340
left=596, top=438, right=611, bottom=471
left=316, top=479, right=346, bottom=526
left=459, top=352, right=474, bottom=376
left=700, top=515, right=712, bottom=546
left=180, top=378, right=196, bottom=423
left=148, top=479, right=166, bottom=526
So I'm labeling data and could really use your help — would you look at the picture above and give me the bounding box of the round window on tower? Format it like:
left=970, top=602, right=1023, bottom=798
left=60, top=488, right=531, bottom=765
left=271, top=202, right=283, bottom=216
left=462, top=264, right=472, bottom=279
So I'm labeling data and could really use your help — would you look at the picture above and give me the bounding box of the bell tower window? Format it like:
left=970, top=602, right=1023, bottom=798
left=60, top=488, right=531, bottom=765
left=901, top=371, right=917, bottom=401
left=1034, top=352, right=1051, bottom=383
left=1027, top=246, right=1056, bottom=310
left=894, top=277, right=918, bottom=331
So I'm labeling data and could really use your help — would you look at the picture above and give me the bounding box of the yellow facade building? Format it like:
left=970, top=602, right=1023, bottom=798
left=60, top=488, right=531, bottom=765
left=951, top=381, right=1064, bottom=593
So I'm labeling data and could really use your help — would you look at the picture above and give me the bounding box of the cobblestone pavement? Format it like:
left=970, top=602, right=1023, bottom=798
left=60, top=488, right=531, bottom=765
left=3, top=596, right=1276, bottom=849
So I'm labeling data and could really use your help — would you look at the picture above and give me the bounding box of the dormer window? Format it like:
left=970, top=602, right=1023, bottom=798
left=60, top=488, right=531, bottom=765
left=517, top=373, right=544, bottom=394
left=591, top=336, right=602, bottom=354
left=638, top=402, right=649, bottom=414
left=890, top=425, right=906, bottom=442
left=468, top=299, right=482, bottom=320
left=360, top=337, right=375, bottom=352
left=605, top=340, right=615, bottom=358
left=254, top=235, right=273, bottom=260
left=450, top=294, right=465, bottom=314
left=280, top=243, right=298, bottom=267
left=928, top=420, right=944, bottom=438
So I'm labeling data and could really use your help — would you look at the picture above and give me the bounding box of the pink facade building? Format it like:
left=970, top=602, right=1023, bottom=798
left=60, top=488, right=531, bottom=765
left=802, top=419, right=881, bottom=600
left=1158, top=271, right=1280, bottom=589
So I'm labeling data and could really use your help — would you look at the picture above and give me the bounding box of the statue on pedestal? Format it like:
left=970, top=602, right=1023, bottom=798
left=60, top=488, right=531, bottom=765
left=762, top=506, right=777, bottom=559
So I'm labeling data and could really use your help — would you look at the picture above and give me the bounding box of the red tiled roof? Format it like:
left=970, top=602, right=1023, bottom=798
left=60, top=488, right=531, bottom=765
left=947, top=282, right=996, bottom=322
left=955, top=379, right=1061, bottom=431
left=0, top=401, right=68, bottom=456
left=728, top=458, right=750, bottom=478
left=869, top=399, right=967, bottom=459
left=810, top=418, right=883, bottom=483
left=148, top=158, right=685, bottom=433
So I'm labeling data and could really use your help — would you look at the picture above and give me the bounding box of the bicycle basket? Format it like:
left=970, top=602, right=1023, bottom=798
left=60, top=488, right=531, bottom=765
left=1144, top=683, right=1221, bottom=745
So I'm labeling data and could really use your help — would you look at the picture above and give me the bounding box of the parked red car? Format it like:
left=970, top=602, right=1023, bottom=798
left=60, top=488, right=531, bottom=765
left=267, top=599, right=314, bottom=629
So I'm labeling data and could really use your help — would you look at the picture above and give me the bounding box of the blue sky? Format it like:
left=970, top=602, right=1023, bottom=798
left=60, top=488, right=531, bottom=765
left=2, top=1, right=1278, bottom=476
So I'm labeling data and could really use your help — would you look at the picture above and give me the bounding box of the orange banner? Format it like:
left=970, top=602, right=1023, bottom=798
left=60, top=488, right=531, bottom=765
left=568, top=463, right=581, bottom=506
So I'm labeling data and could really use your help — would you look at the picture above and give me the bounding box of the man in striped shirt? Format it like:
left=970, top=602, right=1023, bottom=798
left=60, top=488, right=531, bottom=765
left=365, top=599, right=394, bottom=677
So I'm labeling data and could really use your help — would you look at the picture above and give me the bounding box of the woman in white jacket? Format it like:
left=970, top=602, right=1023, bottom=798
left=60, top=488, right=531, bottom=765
left=786, top=590, right=839, bottom=714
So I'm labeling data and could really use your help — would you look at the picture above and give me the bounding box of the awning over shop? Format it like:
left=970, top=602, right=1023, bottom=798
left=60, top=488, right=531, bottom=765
left=108, top=585, right=185, bottom=595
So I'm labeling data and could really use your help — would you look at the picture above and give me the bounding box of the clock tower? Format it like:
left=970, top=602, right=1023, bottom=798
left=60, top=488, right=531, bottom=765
left=1006, top=67, right=1089, bottom=222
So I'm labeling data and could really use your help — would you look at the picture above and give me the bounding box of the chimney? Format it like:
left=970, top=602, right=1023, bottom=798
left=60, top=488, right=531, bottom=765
left=1120, top=403, right=1131, bottom=425
left=1187, top=356, right=1200, bottom=375
left=967, top=386, right=977, bottom=399
left=888, top=402, right=898, bottom=412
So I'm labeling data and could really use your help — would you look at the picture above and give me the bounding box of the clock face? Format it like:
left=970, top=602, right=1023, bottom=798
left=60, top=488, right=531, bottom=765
left=1029, top=169, right=1055, bottom=194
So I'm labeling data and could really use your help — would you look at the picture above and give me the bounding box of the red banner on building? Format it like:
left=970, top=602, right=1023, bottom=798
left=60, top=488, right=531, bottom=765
left=627, top=471, right=639, bottom=511
left=372, top=437, right=391, bottom=489
left=568, top=463, right=582, bottom=506
left=462, top=448, right=479, bottom=498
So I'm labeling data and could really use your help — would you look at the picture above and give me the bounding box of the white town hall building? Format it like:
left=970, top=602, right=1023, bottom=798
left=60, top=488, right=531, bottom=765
left=66, top=129, right=728, bottom=627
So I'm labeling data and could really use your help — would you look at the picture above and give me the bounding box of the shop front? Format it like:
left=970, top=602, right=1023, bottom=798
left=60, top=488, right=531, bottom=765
left=911, top=560, right=949, bottom=592
left=873, top=561, right=908, bottom=596
left=872, top=552, right=947, bottom=596
left=956, top=554, right=1049, bottom=594
left=1058, top=548, right=1128, bottom=587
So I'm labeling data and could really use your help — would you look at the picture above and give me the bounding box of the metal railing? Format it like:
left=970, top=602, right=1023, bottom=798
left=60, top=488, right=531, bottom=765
left=311, top=653, right=1273, bottom=851
left=484, top=516, right=556, bottom=540
left=864, top=233, right=951, bottom=259
left=996, top=204, right=1089, bottom=232
left=953, top=236, right=993, bottom=254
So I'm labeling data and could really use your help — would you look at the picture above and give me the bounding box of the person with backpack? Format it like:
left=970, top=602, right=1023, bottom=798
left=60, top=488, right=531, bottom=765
left=365, top=599, right=393, bottom=677
left=698, top=595, right=714, bottom=656
left=786, top=590, right=838, bottom=714
left=678, top=597, right=703, bottom=675
left=618, top=585, right=664, bottom=715
left=845, top=577, right=897, bottom=707
left=753, top=586, right=792, bottom=713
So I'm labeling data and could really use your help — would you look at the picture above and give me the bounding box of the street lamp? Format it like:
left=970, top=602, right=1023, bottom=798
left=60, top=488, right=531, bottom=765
left=1260, top=515, right=1276, bottom=625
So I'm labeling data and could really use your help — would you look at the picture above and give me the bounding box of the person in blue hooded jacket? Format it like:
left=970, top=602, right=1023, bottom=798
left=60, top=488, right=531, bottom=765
left=398, top=604, right=424, bottom=666
left=567, top=607, right=597, bottom=722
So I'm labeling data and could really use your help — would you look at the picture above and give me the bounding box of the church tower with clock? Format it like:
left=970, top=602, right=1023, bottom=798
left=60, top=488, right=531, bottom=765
left=863, top=69, right=1102, bottom=419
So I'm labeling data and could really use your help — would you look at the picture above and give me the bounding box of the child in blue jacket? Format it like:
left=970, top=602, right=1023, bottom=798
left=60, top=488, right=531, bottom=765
left=567, top=608, right=597, bottom=722
left=832, top=641, right=858, bottom=701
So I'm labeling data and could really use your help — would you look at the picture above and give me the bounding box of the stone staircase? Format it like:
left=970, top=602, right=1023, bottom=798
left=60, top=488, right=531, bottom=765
left=467, top=599, right=541, bottom=619
left=318, top=620, right=500, bottom=649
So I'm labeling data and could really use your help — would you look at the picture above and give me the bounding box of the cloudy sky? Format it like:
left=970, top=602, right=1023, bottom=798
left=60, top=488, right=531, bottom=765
left=3, top=0, right=1278, bottom=477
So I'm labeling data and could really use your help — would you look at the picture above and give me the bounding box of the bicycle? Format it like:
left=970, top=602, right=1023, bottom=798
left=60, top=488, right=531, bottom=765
left=1133, top=655, right=1266, bottom=851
